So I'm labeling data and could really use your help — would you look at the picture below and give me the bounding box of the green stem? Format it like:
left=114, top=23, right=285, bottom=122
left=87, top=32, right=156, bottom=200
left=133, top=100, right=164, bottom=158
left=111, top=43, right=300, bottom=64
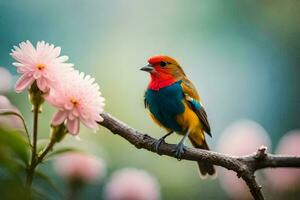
left=25, top=81, right=47, bottom=188
left=26, top=105, right=40, bottom=187
left=36, top=139, right=56, bottom=164
left=26, top=166, right=34, bottom=187
left=26, top=137, right=56, bottom=187
left=25, top=122, right=66, bottom=188
left=32, top=106, right=39, bottom=160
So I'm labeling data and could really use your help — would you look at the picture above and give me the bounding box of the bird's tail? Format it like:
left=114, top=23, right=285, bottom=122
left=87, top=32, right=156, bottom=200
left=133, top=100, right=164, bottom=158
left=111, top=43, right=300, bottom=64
left=189, top=138, right=216, bottom=178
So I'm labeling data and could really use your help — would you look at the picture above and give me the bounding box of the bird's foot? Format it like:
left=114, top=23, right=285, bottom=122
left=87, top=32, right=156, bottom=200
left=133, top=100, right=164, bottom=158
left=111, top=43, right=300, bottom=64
left=153, top=138, right=165, bottom=155
left=172, top=143, right=187, bottom=160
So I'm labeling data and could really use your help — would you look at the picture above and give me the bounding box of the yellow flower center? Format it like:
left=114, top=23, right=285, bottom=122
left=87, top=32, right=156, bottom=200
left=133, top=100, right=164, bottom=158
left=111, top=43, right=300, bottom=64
left=70, top=98, right=78, bottom=106
left=36, top=63, right=46, bottom=70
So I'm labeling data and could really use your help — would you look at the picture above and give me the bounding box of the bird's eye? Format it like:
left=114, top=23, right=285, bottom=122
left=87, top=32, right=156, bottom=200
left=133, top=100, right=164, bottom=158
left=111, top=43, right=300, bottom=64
left=159, top=61, right=167, bottom=67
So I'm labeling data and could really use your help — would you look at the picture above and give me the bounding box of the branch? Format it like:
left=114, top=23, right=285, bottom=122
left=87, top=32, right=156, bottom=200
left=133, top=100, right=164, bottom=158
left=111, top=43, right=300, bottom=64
left=98, top=112, right=300, bottom=200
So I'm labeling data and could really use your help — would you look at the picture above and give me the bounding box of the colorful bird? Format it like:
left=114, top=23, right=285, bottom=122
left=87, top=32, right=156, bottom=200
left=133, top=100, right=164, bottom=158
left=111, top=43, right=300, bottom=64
left=141, top=55, right=215, bottom=176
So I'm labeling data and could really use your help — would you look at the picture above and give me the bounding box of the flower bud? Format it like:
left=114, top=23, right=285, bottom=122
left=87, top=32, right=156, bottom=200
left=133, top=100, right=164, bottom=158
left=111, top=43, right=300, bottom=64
left=28, top=81, right=44, bottom=109
left=50, top=123, right=67, bottom=143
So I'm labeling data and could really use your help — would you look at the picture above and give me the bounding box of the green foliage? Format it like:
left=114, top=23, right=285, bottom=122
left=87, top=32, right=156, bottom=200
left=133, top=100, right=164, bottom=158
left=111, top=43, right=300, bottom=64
left=0, top=127, right=30, bottom=167
left=0, top=109, right=31, bottom=143
left=34, top=170, right=64, bottom=198
left=0, top=178, right=31, bottom=200
left=0, top=127, right=31, bottom=200
left=0, top=127, right=75, bottom=200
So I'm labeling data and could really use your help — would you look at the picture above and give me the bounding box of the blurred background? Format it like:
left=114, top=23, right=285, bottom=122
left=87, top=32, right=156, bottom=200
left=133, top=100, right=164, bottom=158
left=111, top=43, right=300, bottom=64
left=0, top=0, right=299, bottom=199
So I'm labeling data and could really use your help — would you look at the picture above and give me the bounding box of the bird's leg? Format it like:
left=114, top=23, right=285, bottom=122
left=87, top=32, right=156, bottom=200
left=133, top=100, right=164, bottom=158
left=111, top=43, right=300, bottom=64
left=172, top=130, right=190, bottom=160
left=154, top=131, right=174, bottom=154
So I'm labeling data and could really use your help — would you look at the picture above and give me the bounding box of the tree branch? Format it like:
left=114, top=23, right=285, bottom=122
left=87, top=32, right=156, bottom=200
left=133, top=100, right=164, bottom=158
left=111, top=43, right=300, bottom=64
left=98, top=112, right=300, bottom=200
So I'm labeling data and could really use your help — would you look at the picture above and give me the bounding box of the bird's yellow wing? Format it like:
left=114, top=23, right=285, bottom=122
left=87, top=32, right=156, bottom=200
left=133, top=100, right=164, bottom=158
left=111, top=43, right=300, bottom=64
left=181, top=78, right=211, bottom=136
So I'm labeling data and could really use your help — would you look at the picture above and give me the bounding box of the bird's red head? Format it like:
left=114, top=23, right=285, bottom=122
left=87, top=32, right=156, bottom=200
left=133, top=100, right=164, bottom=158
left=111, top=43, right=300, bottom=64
left=141, top=55, right=185, bottom=91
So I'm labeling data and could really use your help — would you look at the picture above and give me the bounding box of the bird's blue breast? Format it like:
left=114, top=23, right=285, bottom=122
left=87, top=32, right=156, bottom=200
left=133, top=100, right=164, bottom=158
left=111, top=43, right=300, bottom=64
left=145, top=81, right=185, bottom=131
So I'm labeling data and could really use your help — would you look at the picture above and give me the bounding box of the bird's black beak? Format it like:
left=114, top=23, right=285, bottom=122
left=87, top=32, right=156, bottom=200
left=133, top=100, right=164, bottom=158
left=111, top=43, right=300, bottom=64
left=140, top=64, right=154, bottom=72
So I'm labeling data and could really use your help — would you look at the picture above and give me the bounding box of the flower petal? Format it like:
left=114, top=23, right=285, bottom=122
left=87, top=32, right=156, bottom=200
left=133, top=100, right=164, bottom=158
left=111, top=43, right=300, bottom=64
left=12, top=62, right=25, bottom=67
left=64, top=102, right=73, bottom=110
left=52, top=47, right=61, bottom=58
left=55, top=55, right=69, bottom=63
left=81, top=118, right=98, bottom=129
left=15, top=74, right=34, bottom=93
left=67, top=119, right=80, bottom=135
left=36, top=78, right=48, bottom=92
left=33, top=71, right=42, bottom=79
left=52, top=110, right=67, bottom=125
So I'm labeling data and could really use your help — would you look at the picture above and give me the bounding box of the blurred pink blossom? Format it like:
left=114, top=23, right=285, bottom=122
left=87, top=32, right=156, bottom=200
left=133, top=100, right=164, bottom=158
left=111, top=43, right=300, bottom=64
left=10, top=40, right=73, bottom=93
left=217, top=120, right=271, bottom=200
left=265, top=130, right=300, bottom=192
left=0, top=67, right=13, bottom=93
left=0, top=95, right=23, bottom=129
left=46, top=70, right=105, bottom=135
left=53, top=152, right=105, bottom=183
left=104, top=168, right=160, bottom=200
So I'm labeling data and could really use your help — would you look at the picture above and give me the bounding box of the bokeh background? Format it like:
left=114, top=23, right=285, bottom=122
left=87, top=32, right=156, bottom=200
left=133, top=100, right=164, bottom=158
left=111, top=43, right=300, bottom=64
left=0, top=0, right=299, bottom=199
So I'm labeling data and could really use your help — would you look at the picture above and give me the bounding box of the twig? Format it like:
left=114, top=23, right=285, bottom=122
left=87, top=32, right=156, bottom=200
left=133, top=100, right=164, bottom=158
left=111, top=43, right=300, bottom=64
left=98, top=112, right=300, bottom=200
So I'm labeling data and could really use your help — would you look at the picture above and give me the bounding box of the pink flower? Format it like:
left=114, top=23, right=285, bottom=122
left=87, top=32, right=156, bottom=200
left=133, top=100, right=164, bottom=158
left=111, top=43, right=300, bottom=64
left=46, top=70, right=105, bottom=135
left=217, top=120, right=271, bottom=200
left=10, top=40, right=73, bottom=93
left=104, top=168, right=160, bottom=200
left=53, top=152, right=105, bottom=183
left=265, top=130, right=300, bottom=192
left=0, top=67, right=13, bottom=94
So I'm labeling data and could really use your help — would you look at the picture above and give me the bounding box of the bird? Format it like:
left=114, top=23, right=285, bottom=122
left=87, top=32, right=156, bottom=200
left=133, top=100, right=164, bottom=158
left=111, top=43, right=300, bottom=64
left=141, top=55, right=215, bottom=177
